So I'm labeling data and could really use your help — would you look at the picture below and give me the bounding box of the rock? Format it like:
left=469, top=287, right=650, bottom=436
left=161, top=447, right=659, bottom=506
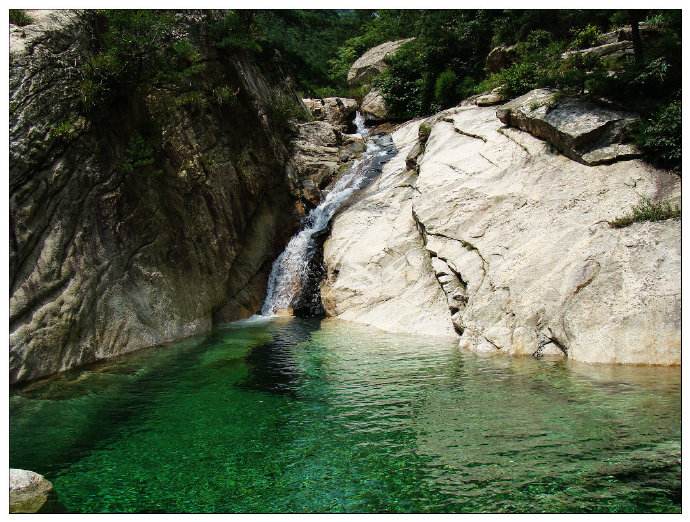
left=476, top=88, right=507, bottom=107
left=360, top=89, right=388, bottom=123
left=561, top=40, right=634, bottom=61
left=10, top=469, right=53, bottom=513
left=290, top=121, right=366, bottom=210
left=496, top=88, right=641, bottom=165
left=10, top=11, right=301, bottom=382
left=486, top=44, right=518, bottom=73
left=321, top=119, right=456, bottom=338
left=302, top=97, right=358, bottom=132
left=322, top=103, right=680, bottom=365
left=347, top=38, right=415, bottom=86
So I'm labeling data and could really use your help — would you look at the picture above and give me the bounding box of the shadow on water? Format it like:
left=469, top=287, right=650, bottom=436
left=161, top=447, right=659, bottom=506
left=239, top=318, right=322, bottom=396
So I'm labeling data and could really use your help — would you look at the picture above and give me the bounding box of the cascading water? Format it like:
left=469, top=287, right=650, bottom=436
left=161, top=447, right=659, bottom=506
left=261, top=112, right=395, bottom=316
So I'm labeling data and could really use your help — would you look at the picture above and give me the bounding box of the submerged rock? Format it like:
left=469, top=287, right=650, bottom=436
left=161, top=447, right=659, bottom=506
left=496, top=88, right=641, bottom=165
left=322, top=103, right=680, bottom=365
left=10, top=469, right=53, bottom=513
left=347, top=38, right=415, bottom=86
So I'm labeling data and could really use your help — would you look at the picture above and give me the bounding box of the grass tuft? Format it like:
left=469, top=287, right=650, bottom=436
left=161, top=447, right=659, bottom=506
left=609, top=197, right=680, bottom=228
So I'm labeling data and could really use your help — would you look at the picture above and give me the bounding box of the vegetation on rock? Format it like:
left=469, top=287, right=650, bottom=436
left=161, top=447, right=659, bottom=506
left=609, top=197, right=681, bottom=228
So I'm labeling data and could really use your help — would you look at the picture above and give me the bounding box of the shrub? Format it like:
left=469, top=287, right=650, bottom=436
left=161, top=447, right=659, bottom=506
left=493, top=62, right=541, bottom=98
left=266, top=92, right=309, bottom=137
left=637, top=98, right=682, bottom=170
left=418, top=123, right=432, bottom=145
left=9, top=10, right=33, bottom=26
left=609, top=197, right=680, bottom=228
left=569, top=24, right=603, bottom=50
left=120, top=133, right=161, bottom=175
left=433, top=70, right=458, bottom=108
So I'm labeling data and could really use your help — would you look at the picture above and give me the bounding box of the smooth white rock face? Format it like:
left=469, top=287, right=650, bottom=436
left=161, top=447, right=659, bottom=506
left=322, top=103, right=680, bottom=365
left=321, top=119, right=456, bottom=338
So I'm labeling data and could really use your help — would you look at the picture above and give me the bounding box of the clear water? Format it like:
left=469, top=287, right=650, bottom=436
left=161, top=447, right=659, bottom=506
left=10, top=318, right=680, bottom=513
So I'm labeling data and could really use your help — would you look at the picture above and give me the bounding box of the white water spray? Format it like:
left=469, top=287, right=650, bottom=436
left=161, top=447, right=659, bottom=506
left=261, top=112, right=393, bottom=316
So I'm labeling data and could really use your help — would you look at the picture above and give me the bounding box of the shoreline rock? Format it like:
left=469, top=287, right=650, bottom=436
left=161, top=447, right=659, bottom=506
left=10, top=468, right=53, bottom=513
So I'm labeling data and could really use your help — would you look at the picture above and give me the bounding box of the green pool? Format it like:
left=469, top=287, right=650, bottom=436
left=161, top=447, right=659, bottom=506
left=10, top=317, right=681, bottom=513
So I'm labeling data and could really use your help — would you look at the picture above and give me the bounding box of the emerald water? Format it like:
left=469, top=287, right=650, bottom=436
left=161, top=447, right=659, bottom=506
left=10, top=317, right=681, bottom=513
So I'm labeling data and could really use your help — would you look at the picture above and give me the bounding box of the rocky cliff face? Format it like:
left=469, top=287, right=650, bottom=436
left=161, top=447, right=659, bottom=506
left=9, top=11, right=301, bottom=383
left=323, top=93, right=680, bottom=365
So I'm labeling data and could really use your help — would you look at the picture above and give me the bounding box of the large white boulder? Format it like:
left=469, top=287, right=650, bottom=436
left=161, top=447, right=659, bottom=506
left=347, top=38, right=415, bottom=86
left=322, top=102, right=680, bottom=366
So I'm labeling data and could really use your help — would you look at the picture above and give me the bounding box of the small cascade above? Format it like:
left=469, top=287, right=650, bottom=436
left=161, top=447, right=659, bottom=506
left=261, top=112, right=395, bottom=317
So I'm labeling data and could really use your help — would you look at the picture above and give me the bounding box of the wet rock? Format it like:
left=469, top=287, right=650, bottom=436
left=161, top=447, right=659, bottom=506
left=347, top=38, right=415, bottom=86
left=302, top=97, right=358, bottom=132
left=290, top=122, right=366, bottom=211
left=10, top=469, right=53, bottom=513
left=496, top=88, right=641, bottom=165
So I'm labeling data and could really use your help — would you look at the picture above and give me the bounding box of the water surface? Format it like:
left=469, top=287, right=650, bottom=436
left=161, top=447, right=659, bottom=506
left=10, top=318, right=681, bottom=513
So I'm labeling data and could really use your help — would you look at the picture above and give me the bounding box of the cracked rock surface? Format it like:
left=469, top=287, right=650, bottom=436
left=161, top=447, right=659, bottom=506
left=322, top=104, right=680, bottom=365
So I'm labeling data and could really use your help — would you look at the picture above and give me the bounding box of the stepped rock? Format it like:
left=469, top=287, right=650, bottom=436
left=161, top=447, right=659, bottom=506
left=322, top=103, right=680, bottom=365
left=302, top=97, right=358, bottom=131
left=347, top=38, right=415, bottom=86
left=497, top=88, right=641, bottom=165
left=290, top=121, right=365, bottom=209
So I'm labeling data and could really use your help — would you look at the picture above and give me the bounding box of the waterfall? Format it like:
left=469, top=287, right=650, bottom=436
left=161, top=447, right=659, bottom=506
left=261, top=113, right=395, bottom=316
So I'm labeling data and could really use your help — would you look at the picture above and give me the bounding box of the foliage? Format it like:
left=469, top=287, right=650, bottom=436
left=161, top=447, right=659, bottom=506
left=569, top=24, right=603, bottom=50
left=119, top=133, right=161, bottom=176
left=418, top=123, right=432, bottom=145
left=609, top=197, right=680, bottom=228
left=10, top=9, right=33, bottom=26
left=266, top=92, right=310, bottom=137
left=434, top=70, right=458, bottom=108
left=78, top=10, right=204, bottom=115
left=636, top=98, right=682, bottom=170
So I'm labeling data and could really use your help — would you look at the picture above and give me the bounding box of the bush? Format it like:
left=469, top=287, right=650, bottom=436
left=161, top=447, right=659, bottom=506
left=493, top=62, right=542, bottom=98
left=266, top=92, right=310, bottom=137
left=433, top=70, right=458, bottom=107
left=120, top=133, right=160, bottom=176
left=9, top=9, right=33, bottom=26
left=637, top=98, right=682, bottom=170
left=609, top=197, right=680, bottom=228
left=569, top=24, right=603, bottom=50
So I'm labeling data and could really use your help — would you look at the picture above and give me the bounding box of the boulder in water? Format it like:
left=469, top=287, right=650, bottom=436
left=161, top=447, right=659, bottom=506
left=10, top=469, right=52, bottom=513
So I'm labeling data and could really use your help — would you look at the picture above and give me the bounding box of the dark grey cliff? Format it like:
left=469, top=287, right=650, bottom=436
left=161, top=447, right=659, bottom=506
left=9, top=11, right=302, bottom=383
